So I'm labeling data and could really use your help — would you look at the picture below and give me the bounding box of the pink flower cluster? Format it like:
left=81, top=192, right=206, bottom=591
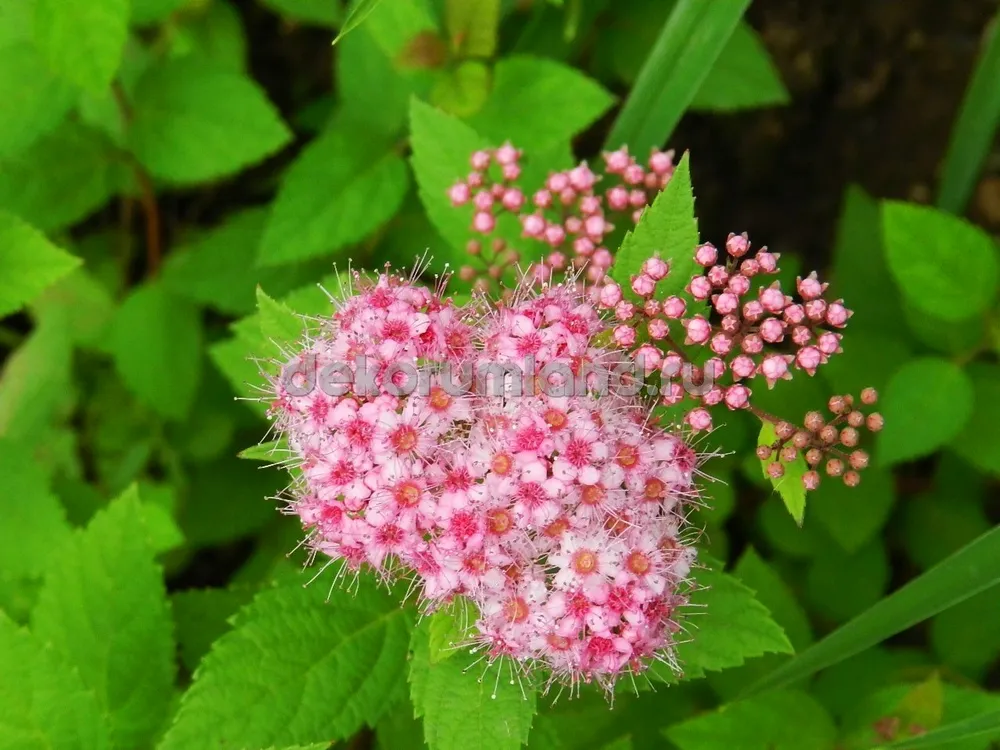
left=267, top=272, right=698, bottom=692
left=448, top=144, right=675, bottom=287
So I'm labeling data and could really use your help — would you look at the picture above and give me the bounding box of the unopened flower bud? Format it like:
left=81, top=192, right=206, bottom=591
left=805, top=448, right=823, bottom=466
left=767, top=461, right=785, bottom=479
left=757, top=444, right=773, bottom=460
left=780, top=445, right=798, bottom=463
left=866, top=413, right=884, bottom=432
left=775, top=421, right=796, bottom=440
left=840, top=427, right=859, bottom=447
left=849, top=450, right=869, bottom=470
left=792, top=431, right=811, bottom=449
left=803, top=470, right=821, bottom=491
left=861, top=387, right=878, bottom=405
left=843, top=470, right=861, bottom=487
left=804, top=411, right=825, bottom=432
left=826, top=458, right=844, bottom=477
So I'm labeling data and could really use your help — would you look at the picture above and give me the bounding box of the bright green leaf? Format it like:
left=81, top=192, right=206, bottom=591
left=333, top=0, right=385, bottom=45
left=0, top=212, right=81, bottom=319
left=110, top=282, right=203, bottom=420
left=735, top=548, right=813, bottom=651
left=445, top=0, right=500, bottom=58
left=878, top=358, right=974, bottom=466
left=611, top=152, right=698, bottom=300
left=31, top=488, right=175, bottom=749
left=950, top=363, right=1000, bottom=473
left=33, top=0, right=129, bottom=93
left=691, top=23, right=789, bottom=111
left=757, top=421, right=808, bottom=525
left=0, top=42, right=75, bottom=157
left=131, top=0, right=187, bottom=25
left=467, top=56, right=615, bottom=152
left=0, top=612, right=110, bottom=750
left=128, top=59, right=292, bottom=184
left=258, top=126, right=410, bottom=266
left=169, top=0, right=247, bottom=73
left=431, top=60, right=491, bottom=117
left=427, top=597, right=477, bottom=663
left=257, top=286, right=306, bottom=348
left=882, top=201, right=1000, bottom=322
left=667, top=690, right=836, bottom=750
left=160, top=578, right=414, bottom=749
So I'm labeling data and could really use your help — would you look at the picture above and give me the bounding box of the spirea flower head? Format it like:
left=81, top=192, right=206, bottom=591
left=265, top=269, right=701, bottom=696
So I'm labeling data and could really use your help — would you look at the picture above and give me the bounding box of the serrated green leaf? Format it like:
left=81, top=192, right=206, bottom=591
left=238, top=438, right=290, bottom=462
left=950, top=363, right=1000, bottom=473
left=743, top=524, right=1000, bottom=698
left=0, top=121, right=121, bottom=232
left=878, top=358, right=974, bottom=466
left=410, top=627, right=537, bottom=750
left=673, top=561, right=793, bottom=680
left=0, top=212, right=81, bottom=319
left=427, top=597, right=477, bottom=663
left=33, top=0, right=129, bottom=94
left=409, top=97, right=490, bottom=255
left=258, top=126, right=410, bottom=266
left=261, top=0, right=340, bottom=26
left=605, top=0, right=749, bottom=153
left=0, top=612, right=110, bottom=750
left=128, top=59, right=292, bottom=184
left=31, top=488, right=175, bottom=749
left=881, top=201, right=999, bottom=322
left=810, top=467, right=895, bottom=553
left=691, top=22, right=789, bottom=112
left=611, top=152, right=698, bottom=300
left=467, top=56, right=614, bottom=152
left=171, top=586, right=255, bottom=672
left=333, top=0, right=385, bottom=45
left=0, top=41, right=75, bottom=157
left=0, top=438, right=72, bottom=579
left=160, top=578, right=414, bottom=749
left=666, top=690, right=836, bottom=750
left=257, top=286, right=306, bottom=347
left=110, top=282, right=203, bottom=420
left=735, top=548, right=813, bottom=650
left=756, top=421, right=808, bottom=525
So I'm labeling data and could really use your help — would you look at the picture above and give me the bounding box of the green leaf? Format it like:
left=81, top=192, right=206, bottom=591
left=31, top=488, right=175, bottom=749
left=431, top=60, right=491, bottom=117
left=257, top=286, right=306, bottom=347
left=171, top=586, right=255, bottom=672
left=930, top=588, right=1000, bottom=679
left=691, top=23, right=789, bottom=112
left=0, top=438, right=72, bottom=579
left=445, top=0, right=500, bottom=58
left=806, top=539, right=890, bottom=623
left=756, top=421, right=808, bottom=525
left=238, top=438, right=289, bottom=462
left=128, top=59, right=292, bottom=184
left=0, top=41, right=76, bottom=157
left=742, top=523, right=1000, bottom=698
left=0, top=612, right=110, bottom=750
left=611, top=152, right=698, bottom=300
left=822, top=331, right=913, bottom=397
left=810, top=467, right=896, bottom=554
left=950, top=363, right=1000, bottom=473
left=937, top=7, right=1000, bottom=214
left=410, top=627, right=537, bottom=750
left=881, top=201, right=1000, bottom=322
left=0, top=212, right=81, bottom=319
left=0, top=121, right=121, bottom=232
left=160, top=578, right=414, bottom=749
left=604, top=0, right=749, bottom=154
left=110, top=282, right=203, bottom=420
left=673, top=560, right=793, bottom=680
left=467, top=56, right=615, bottom=152
left=261, top=0, right=340, bottom=26
left=169, top=0, right=247, bottom=74
left=333, top=0, right=385, bottom=45
left=878, top=358, right=974, bottom=466
left=735, top=548, right=813, bottom=651
left=258, top=125, right=410, bottom=266
left=883, top=707, right=1000, bottom=749
left=410, top=97, right=490, bottom=255
left=427, top=597, right=477, bottom=663
left=33, top=0, right=129, bottom=94
left=131, top=0, right=187, bottom=25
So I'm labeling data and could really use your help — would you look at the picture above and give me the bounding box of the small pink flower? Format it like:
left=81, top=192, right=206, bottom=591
left=760, top=354, right=792, bottom=387
left=604, top=147, right=631, bottom=173
left=448, top=182, right=470, bottom=206
left=688, top=276, right=713, bottom=301
left=613, top=325, right=636, bottom=347
left=473, top=190, right=493, bottom=211
left=795, top=346, right=823, bottom=374
left=724, top=385, right=751, bottom=410
left=623, top=164, right=645, bottom=185
left=662, top=296, right=686, bottom=318
left=607, top=186, right=629, bottom=211
left=569, top=164, right=596, bottom=191
left=642, top=257, right=669, bottom=281
left=714, top=291, right=739, bottom=315
left=647, top=318, right=669, bottom=340
left=725, top=232, right=749, bottom=258
left=544, top=224, right=567, bottom=247
left=599, top=283, right=623, bottom=308
left=709, top=333, right=733, bottom=356
left=533, top=189, right=552, bottom=208
left=797, top=272, right=826, bottom=300
left=649, top=149, right=674, bottom=175
left=631, top=274, right=656, bottom=297
left=685, top=408, right=712, bottom=432
left=826, top=302, right=851, bottom=327
left=473, top=211, right=495, bottom=233
left=614, top=300, right=636, bottom=321
left=522, top=214, right=545, bottom=238
left=683, top=316, right=711, bottom=345
left=731, top=355, right=756, bottom=380
left=760, top=286, right=787, bottom=313
left=695, top=243, right=718, bottom=267
left=757, top=251, right=779, bottom=273
left=495, top=142, right=519, bottom=165
left=727, top=274, right=751, bottom=297
left=470, top=150, right=491, bottom=170
left=502, top=188, right=525, bottom=211
left=759, top=318, right=785, bottom=343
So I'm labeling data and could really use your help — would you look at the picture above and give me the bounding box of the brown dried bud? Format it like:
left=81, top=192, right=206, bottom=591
left=849, top=450, right=869, bottom=470
left=828, top=395, right=848, bottom=414
left=792, top=431, right=812, bottom=449
left=826, top=458, right=844, bottom=477
left=488, top=265, right=503, bottom=280
left=847, top=410, right=865, bottom=428
left=804, top=411, right=825, bottom=432
left=756, top=444, right=773, bottom=460
left=805, top=448, right=823, bottom=466
left=780, top=446, right=799, bottom=463
left=861, top=387, right=878, bottom=405
left=803, top=470, right=821, bottom=491
left=866, top=413, right=885, bottom=432
left=767, top=461, right=785, bottom=479
left=819, top=425, right=839, bottom=445
left=843, top=470, right=861, bottom=487
left=775, top=421, right=796, bottom=440
left=491, top=238, right=507, bottom=253
left=840, top=427, right=859, bottom=447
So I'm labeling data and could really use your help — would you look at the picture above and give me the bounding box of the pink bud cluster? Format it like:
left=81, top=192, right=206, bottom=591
left=448, top=143, right=675, bottom=288
left=267, top=272, right=699, bottom=693
left=597, top=234, right=853, bottom=433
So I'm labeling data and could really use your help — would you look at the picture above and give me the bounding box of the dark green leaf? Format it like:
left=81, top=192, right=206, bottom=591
left=810, top=467, right=895, bottom=554
left=950, top=363, right=1000, bottom=473
left=261, top=0, right=340, bottom=26
left=171, top=587, right=255, bottom=672
left=691, top=23, right=789, bottom=112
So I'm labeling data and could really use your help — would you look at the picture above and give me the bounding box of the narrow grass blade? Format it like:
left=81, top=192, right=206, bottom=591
left=741, top=524, right=1000, bottom=697
left=881, top=708, right=1000, bottom=749
left=332, top=0, right=384, bottom=46
left=604, top=0, right=749, bottom=154
left=937, top=9, right=1000, bottom=213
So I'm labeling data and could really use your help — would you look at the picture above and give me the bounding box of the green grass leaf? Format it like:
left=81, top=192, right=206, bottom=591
left=31, top=487, right=175, bottom=749
left=937, top=7, right=1000, bottom=214
left=882, top=201, right=1000, bottom=322
left=0, top=212, right=81, bottom=319
left=0, top=42, right=76, bottom=157
left=33, top=0, right=128, bottom=93
left=110, top=282, right=203, bottom=420
left=610, top=152, right=698, bottom=299
left=742, top=523, right=1000, bottom=698
left=878, top=358, right=974, bottom=466
left=128, top=58, right=292, bottom=184
left=0, top=612, right=110, bottom=750
left=159, top=578, right=414, bottom=749
left=691, top=22, right=789, bottom=112
left=950, top=362, right=1000, bottom=473
left=333, top=0, right=384, bottom=45
left=757, top=421, right=808, bottom=525
left=604, top=0, right=749, bottom=154
left=467, top=55, right=615, bottom=152
left=666, top=690, right=836, bottom=750
left=410, top=627, right=537, bottom=750
left=258, top=125, right=410, bottom=266
left=882, top=707, right=1000, bottom=749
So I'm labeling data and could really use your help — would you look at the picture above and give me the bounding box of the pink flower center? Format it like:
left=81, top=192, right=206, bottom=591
left=570, top=549, right=598, bottom=575
left=486, top=508, right=513, bottom=535
left=626, top=550, right=651, bottom=575
left=394, top=481, right=421, bottom=507
left=503, top=597, right=529, bottom=623
left=564, top=438, right=592, bottom=468
left=390, top=426, right=418, bottom=453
